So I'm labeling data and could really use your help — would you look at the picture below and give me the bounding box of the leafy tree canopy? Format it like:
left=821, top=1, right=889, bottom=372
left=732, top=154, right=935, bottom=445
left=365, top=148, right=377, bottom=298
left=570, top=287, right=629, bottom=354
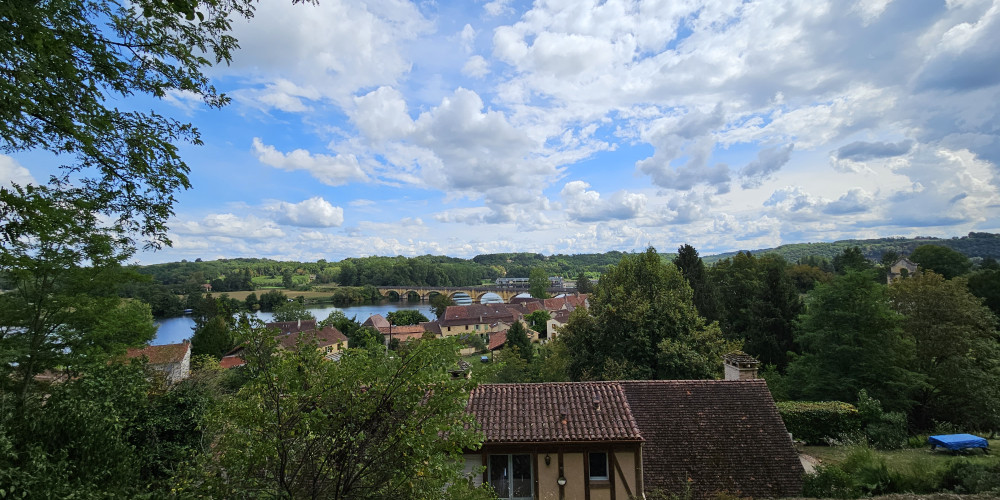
left=386, top=309, right=429, bottom=326
left=910, top=244, right=972, bottom=279
left=528, top=267, right=550, bottom=299
left=270, top=301, right=316, bottom=322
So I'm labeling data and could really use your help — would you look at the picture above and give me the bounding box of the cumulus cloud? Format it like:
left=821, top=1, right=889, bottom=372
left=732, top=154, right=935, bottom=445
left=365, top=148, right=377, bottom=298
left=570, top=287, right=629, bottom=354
left=267, top=197, right=344, bottom=227
left=462, top=55, right=490, bottom=78
left=171, top=213, right=286, bottom=240
left=824, top=188, right=876, bottom=215
left=739, top=144, right=794, bottom=189
left=0, top=155, right=36, bottom=186
left=252, top=138, right=368, bottom=186
left=560, top=181, right=646, bottom=222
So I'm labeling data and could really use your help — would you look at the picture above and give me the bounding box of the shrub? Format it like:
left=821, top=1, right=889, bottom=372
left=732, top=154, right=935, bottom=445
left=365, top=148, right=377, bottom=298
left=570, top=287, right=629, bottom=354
left=777, top=401, right=861, bottom=444
left=939, top=460, right=1000, bottom=494
left=802, top=446, right=894, bottom=498
left=856, top=390, right=908, bottom=450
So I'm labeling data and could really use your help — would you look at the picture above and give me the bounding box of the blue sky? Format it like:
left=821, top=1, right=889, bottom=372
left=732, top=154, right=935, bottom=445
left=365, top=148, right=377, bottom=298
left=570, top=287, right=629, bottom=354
left=4, top=0, right=1000, bottom=264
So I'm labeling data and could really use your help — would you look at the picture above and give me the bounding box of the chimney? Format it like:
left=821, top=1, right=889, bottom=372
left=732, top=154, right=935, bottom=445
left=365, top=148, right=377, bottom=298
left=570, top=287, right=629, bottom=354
left=593, top=395, right=601, bottom=412
left=723, top=352, right=760, bottom=380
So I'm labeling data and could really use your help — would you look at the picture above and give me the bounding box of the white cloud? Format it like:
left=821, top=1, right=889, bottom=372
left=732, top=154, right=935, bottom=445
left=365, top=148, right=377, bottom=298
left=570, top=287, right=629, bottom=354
left=252, top=138, right=368, bottom=186
left=739, top=144, right=795, bottom=189
left=0, top=155, right=35, bottom=186
left=560, top=181, right=646, bottom=222
left=267, top=197, right=345, bottom=227
left=171, top=213, right=286, bottom=240
left=462, top=55, right=490, bottom=78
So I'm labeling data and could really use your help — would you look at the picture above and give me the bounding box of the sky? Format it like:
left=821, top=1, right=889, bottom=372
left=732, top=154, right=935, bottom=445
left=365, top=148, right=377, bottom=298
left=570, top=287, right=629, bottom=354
left=4, top=0, right=1000, bottom=264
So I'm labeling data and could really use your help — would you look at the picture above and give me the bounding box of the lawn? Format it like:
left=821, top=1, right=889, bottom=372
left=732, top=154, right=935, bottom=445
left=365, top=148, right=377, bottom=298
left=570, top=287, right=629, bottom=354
left=802, top=437, right=999, bottom=474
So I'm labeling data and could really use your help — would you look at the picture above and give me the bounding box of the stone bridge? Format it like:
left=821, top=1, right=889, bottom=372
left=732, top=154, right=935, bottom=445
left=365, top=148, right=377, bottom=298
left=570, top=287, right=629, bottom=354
left=376, top=286, right=574, bottom=304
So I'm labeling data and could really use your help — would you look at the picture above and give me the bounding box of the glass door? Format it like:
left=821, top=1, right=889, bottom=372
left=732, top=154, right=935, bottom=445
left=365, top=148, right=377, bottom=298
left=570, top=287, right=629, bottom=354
left=488, top=454, right=533, bottom=500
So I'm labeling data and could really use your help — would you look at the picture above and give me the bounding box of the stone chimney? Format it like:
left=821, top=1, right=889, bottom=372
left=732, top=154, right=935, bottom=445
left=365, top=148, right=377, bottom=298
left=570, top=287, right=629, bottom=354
left=723, top=352, right=760, bottom=380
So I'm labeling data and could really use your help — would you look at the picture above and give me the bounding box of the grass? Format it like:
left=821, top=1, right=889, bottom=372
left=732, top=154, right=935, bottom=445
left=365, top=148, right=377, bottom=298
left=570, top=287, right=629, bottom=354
left=802, top=437, right=1000, bottom=474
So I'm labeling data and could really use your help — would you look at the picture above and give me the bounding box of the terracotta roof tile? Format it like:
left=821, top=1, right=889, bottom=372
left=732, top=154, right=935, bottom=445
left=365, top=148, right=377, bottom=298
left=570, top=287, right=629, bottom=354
left=266, top=319, right=317, bottom=335
left=362, top=314, right=390, bottom=329
left=468, top=382, right=643, bottom=444
left=621, top=380, right=803, bottom=498
left=487, top=330, right=507, bottom=351
left=219, top=355, right=245, bottom=369
left=276, top=326, right=347, bottom=350
left=126, top=342, right=190, bottom=365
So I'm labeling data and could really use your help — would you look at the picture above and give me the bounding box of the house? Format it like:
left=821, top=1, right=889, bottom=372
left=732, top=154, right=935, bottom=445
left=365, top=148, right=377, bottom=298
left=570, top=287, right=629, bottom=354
left=200, top=283, right=212, bottom=292
left=126, top=341, right=192, bottom=384
left=464, top=358, right=803, bottom=499
left=222, top=323, right=348, bottom=368
left=438, top=303, right=542, bottom=336
left=364, top=314, right=432, bottom=342
left=887, top=257, right=919, bottom=283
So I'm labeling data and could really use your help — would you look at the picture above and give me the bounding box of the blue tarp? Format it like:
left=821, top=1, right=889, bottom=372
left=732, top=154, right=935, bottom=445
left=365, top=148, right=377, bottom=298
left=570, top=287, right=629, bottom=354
left=928, top=434, right=989, bottom=451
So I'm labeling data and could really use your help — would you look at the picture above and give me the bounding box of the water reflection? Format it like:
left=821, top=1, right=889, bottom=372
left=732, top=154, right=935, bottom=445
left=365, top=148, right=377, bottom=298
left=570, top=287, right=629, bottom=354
left=152, top=301, right=437, bottom=346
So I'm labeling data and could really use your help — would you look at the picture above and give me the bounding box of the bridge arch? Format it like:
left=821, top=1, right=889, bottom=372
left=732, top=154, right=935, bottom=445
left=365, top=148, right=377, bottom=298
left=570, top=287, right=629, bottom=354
left=383, top=290, right=402, bottom=301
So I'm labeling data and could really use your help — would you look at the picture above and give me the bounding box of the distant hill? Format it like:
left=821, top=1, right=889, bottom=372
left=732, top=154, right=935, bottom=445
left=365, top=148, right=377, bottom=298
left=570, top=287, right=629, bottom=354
left=702, top=232, right=1000, bottom=264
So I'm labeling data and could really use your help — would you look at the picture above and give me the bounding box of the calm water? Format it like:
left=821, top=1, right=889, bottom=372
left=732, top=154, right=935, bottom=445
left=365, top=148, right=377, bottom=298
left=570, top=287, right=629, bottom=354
left=152, top=301, right=437, bottom=346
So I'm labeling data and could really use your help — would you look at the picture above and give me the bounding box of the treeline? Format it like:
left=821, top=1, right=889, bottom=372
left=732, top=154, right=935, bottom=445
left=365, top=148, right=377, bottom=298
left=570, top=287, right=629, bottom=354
left=705, top=231, right=1000, bottom=264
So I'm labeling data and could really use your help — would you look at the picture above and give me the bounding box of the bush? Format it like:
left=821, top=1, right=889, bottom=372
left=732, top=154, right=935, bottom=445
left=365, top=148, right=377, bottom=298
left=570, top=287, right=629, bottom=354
left=777, top=401, right=861, bottom=444
left=856, top=390, right=907, bottom=450
left=802, top=446, right=894, bottom=498
left=939, top=460, right=1000, bottom=494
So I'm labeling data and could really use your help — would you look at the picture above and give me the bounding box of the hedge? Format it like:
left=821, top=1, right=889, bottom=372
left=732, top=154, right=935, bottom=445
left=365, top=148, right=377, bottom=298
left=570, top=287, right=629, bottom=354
left=778, top=401, right=862, bottom=445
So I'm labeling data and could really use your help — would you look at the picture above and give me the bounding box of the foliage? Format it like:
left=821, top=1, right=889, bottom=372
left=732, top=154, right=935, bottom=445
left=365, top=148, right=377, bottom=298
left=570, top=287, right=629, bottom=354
left=431, top=293, right=456, bottom=318
left=270, top=300, right=316, bottom=322
left=189, top=318, right=490, bottom=499
left=910, top=245, right=972, bottom=279
left=561, top=248, right=740, bottom=381
left=967, top=268, right=1000, bottom=319
left=788, top=263, right=834, bottom=293
left=0, top=189, right=157, bottom=397
left=833, top=247, right=873, bottom=274
left=1, top=0, right=255, bottom=249
left=524, top=309, right=552, bottom=335
left=710, top=252, right=802, bottom=369
left=777, top=401, right=861, bottom=445
left=939, top=460, right=1000, bottom=494
left=386, top=309, right=429, bottom=326
left=675, top=244, right=722, bottom=323
left=191, top=315, right=233, bottom=359
left=889, top=272, right=1000, bottom=431
left=855, top=390, right=908, bottom=450
left=803, top=446, right=894, bottom=498
left=786, top=270, right=918, bottom=413
left=505, top=321, right=532, bottom=362
left=575, top=271, right=594, bottom=294
left=257, top=289, right=288, bottom=312
left=529, top=267, right=550, bottom=299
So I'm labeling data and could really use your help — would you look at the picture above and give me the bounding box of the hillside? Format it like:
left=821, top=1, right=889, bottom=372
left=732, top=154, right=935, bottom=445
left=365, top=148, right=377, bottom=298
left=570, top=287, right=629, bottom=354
left=702, top=232, right=1000, bottom=264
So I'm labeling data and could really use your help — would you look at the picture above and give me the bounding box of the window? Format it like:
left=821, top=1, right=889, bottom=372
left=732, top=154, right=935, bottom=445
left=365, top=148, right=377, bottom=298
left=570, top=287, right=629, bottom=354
left=488, top=454, right=533, bottom=500
left=589, top=452, right=608, bottom=481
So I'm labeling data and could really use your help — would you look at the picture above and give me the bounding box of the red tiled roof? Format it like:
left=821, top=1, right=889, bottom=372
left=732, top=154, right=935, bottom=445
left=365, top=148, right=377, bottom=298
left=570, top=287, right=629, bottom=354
left=276, top=326, right=347, bottom=350
left=468, top=382, right=643, bottom=444
left=219, top=355, right=245, bottom=369
left=420, top=321, right=441, bottom=336
left=439, top=304, right=535, bottom=327
left=383, top=324, right=427, bottom=342
left=487, top=330, right=507, bottom=351
left=542, top=293, right=589, bottom=311
left=621, top=380, right=803, bottom=498
left=126, top=342, right=191, bottom=365
left=266, top=319, right=317, bottom=335
left=362, top=314, right=390, bottom=329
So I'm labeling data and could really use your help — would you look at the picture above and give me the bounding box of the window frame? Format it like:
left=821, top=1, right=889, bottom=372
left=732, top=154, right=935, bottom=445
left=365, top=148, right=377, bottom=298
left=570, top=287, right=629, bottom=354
left=588, top=451, right=609, bottom=481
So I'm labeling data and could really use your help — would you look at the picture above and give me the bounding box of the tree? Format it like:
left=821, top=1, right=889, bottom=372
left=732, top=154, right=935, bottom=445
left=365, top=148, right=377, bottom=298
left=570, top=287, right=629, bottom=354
left=505, top=321, right=532, bottom=362
left=889, top=272, right=1000, bottom=431
left=386, top=309, right=429, bottom=326
left=195, top=318, right=490, bottom=499
left=1, top=0, right=262, bottom=250
left=967, top=268, right=1000, bottom=319
left=575, top=271, right=593, bottom=294
left=786, top=271, right=918, bottom=413
left=674, top=244, right=722, bottom=323
left=910, top=245, right=972, bottom=279
left=832, top=247, right=872, bottom=274
left=430, top=293, right=455, bottom=318
left=560, top=248, right=740, bottom=381
left=524, top=310, right=552, bottom=336
left=528, top=267, right=550, bottom=299
left=281, top=269, right=294, bottom=289
left=270, top=301, right=315, bottom=322
left=191, top=315, right=234, bottom=358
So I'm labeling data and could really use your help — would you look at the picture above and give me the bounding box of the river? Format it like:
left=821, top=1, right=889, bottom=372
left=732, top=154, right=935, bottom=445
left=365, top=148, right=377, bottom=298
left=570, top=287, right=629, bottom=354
left=152, top=301, right=437, bottom=346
